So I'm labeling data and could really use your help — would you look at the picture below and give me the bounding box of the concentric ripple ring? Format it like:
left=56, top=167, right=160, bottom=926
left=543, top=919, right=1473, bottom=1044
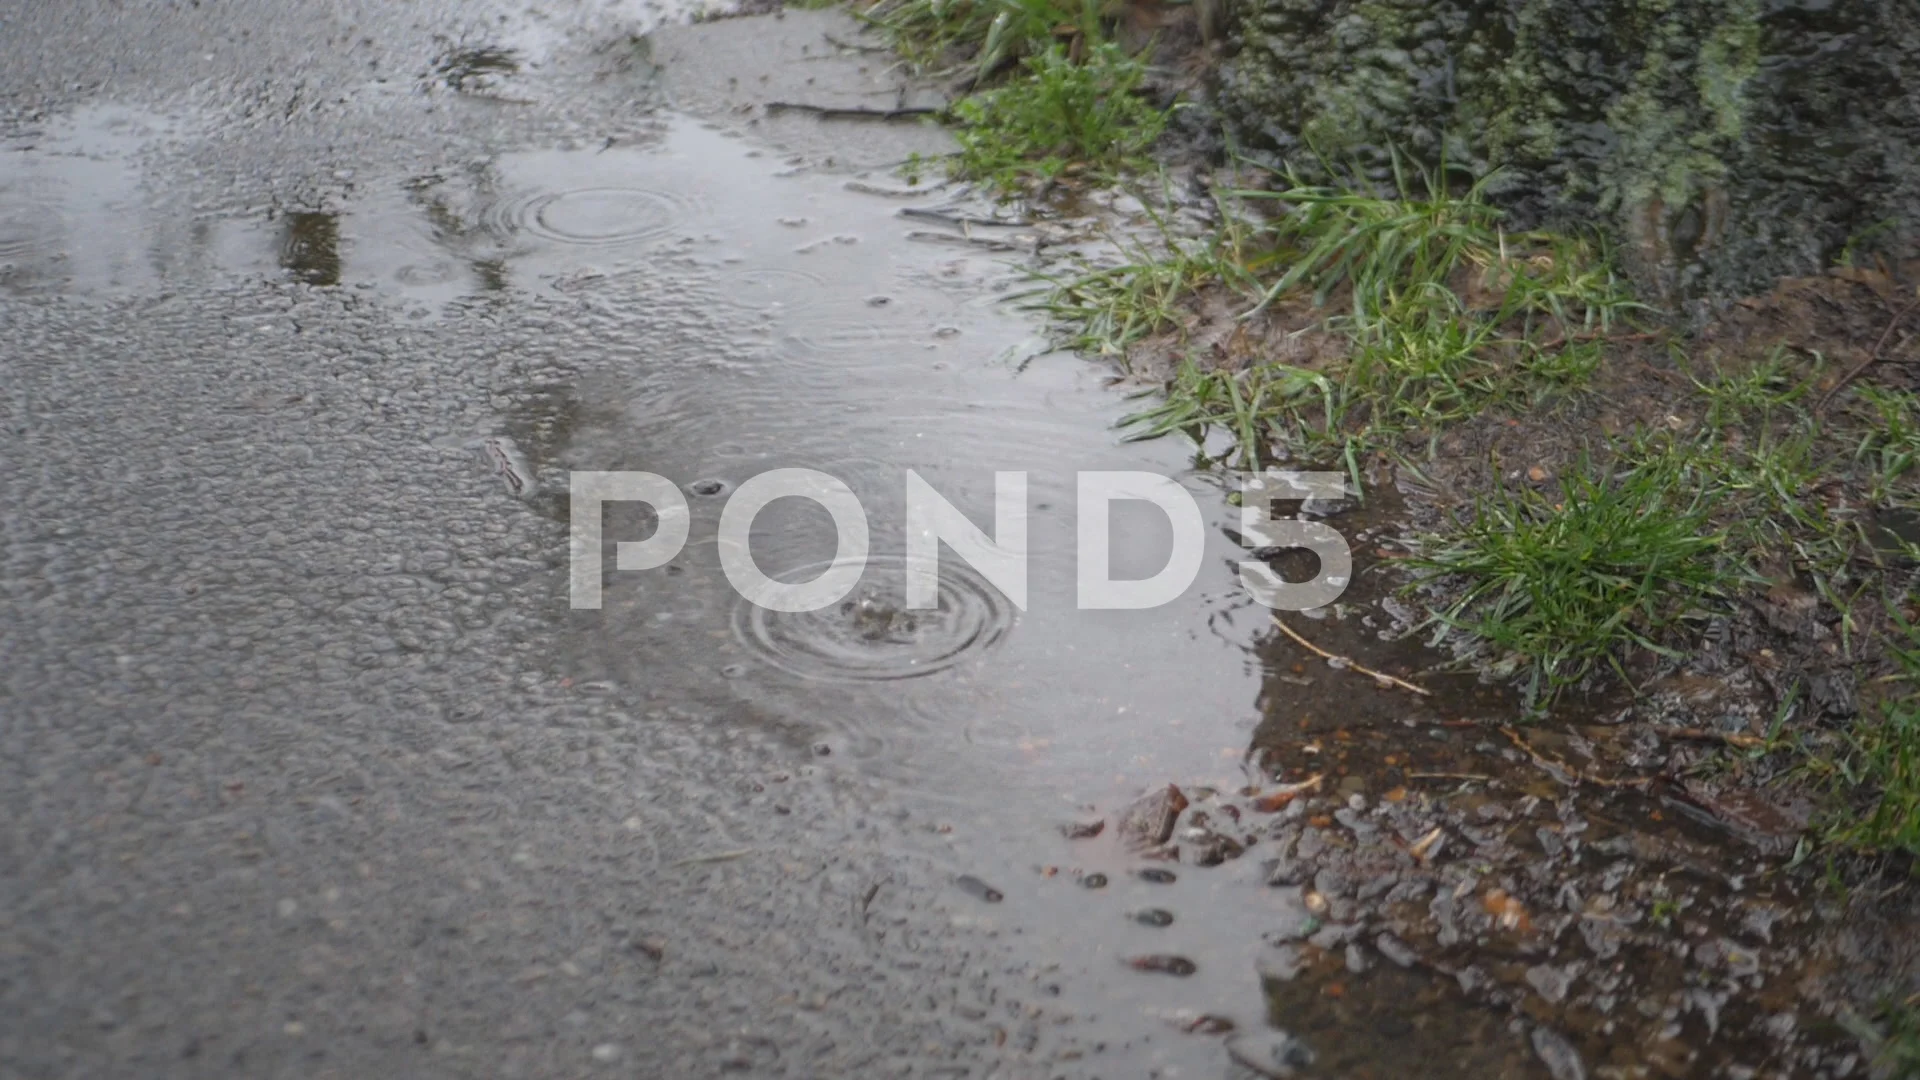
left=731, top=554, right=1013, bottom=681
left=486, top=187, right=685, bottom=246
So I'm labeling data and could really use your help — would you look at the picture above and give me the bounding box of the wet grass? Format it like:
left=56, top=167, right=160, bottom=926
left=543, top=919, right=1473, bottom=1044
left=950, top=44, right=1168, bottom=190
left=1407, top=454, right=1737, bottom=704
left=859, top=0, right=1096, bottom=80
left=1031, top=191, right=1265, bottom=363
left=858, top=0, right=1168, bottom=192
left=1811, top=614, right=1920, bottom=859
left=1120, top=359, right=1332, bottom=470
left=1082, top=169, right=1638, bottom=467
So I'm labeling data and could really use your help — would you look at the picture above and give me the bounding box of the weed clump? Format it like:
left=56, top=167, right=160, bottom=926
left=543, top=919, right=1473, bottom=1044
left=951, top=45, right=1167, bottom=189
left=1408, top=456, right=1735, bottom=703
left=861, top=0, right=1096, bottom=79
left=1088, top=167, right=1637, bottom=469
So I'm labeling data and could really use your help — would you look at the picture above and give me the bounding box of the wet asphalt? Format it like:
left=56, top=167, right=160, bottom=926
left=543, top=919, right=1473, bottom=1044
left=0, top=2, right=1296, bottom=1077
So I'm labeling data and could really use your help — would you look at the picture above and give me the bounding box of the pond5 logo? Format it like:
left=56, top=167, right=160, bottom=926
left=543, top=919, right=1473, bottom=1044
left=568, top=469, right=1352, bottom=612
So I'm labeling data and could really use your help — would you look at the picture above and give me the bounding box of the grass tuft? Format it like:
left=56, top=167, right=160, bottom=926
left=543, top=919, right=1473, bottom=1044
left=1408, top=454, right=1736, bottom=703
left=1119, top=359, right=1331, bottom=470
left=1073, top=165, right=1640, bottom=463
left=951, top=44, right=1167, bottom=190
left=860, top=0, right=1095, bottom=78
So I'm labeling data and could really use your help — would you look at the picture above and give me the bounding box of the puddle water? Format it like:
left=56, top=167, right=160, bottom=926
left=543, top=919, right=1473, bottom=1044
left=0, top=105, right=263, bottom=294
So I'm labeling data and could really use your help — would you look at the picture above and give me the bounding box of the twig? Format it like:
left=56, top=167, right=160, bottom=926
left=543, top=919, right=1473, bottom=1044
left=1271, top=614, right=1432, bottom=696
left=903, top=229, right=1028, bottom=253
left=1818, top=290, right=1920, bottom=411
left=1408, top=772, right=1493, bottom=782
left=899, top=206, right=1033, bottom=228
left=1500, top=727, right=1649, bottom=790
left=764, top=101, right=943, bottom=121
left=1662, top=727, right=1769, bottom=750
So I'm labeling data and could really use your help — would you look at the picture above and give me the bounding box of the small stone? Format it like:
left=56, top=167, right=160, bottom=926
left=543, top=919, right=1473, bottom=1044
left=1135, top=868, right=1177, bottom=884
left=955, top=875, right=1003, bottom=902
left=1059, top=819, right=1105, bottom=840
left=1345, top=943, right=1371, bottom=973
left=1526, top=963, right=1573, bottom=1004
left=1116, top=785, right=1188, bottom=849
left=1374, top=932, right=1419, bottom=968
left=1528, top=466, right=1549, bottom=483
left=1530, top=1027, right=1586, bottom=1080
left=1080, top=873, right=1108, bottom=889
left=1132, top=908, right=1175, bottom=927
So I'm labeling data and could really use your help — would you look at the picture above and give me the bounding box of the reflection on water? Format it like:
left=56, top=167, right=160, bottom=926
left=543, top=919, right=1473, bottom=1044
left=277, top=211, right=340, bottom=286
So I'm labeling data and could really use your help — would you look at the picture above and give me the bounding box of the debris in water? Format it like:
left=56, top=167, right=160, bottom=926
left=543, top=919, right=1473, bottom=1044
left=1135, top=868, right=1177, bottom=884
left=1271, top=614, right=1430, bottom=696
left=955, top=875, right=1003, bottom=902
left=1132, top=908, right=1175, bottom=927
left=1080, top=873, right=1108, bottom=889
left=481, top=436, right=533, bottom=498
left=1126, top=954, right=1196, bottom=976
left=1251, top=774, right=1323, bottom=813
left=1115, top=785, right=1188, bottom=848
left=1483, top=888, right=1532, bottom=933
left=1059, top=819, right=1105, bottom=840
left=1409, top=826, right=1445, bottom=862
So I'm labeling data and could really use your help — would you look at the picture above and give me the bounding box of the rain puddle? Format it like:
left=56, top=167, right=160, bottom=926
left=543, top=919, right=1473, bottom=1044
left=5, top=78, right=1881, bottom=1080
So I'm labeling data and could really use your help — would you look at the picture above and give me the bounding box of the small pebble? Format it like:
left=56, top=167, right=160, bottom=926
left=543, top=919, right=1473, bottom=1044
left=1132, top=908, right=1174, bottom=928
left=955, top=875, right=1003, bottom=902
left=1080, top=873, right=1108, bottom=889
left=1136, top=868, right=1177, bottom=884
